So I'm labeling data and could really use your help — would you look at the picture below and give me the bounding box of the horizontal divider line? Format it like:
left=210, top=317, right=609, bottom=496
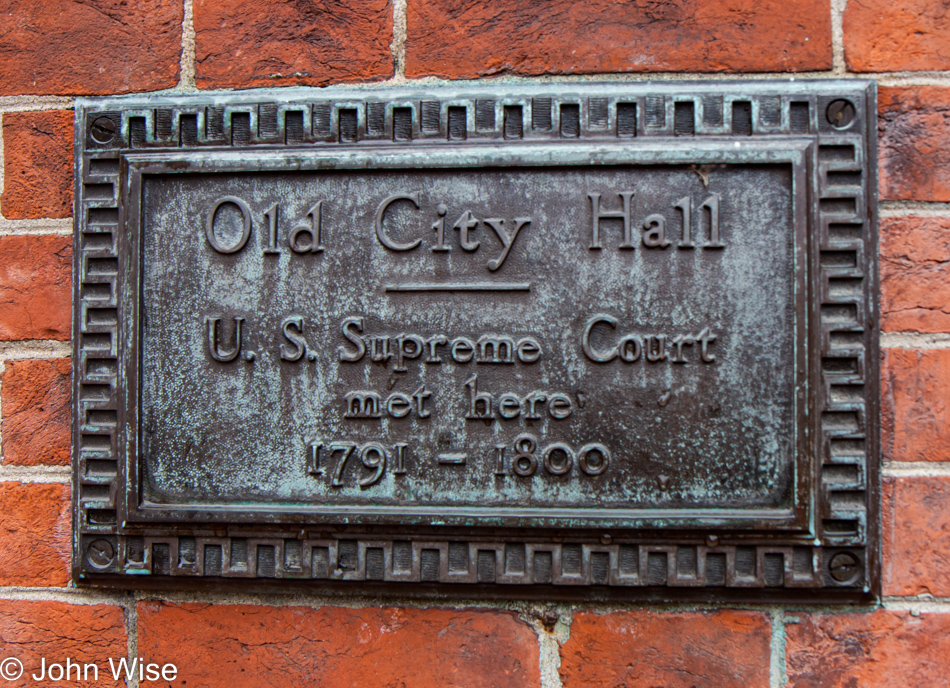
left=385, top=283, right=530, bottom=292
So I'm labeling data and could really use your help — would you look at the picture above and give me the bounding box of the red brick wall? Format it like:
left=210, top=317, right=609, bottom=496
left=1, top=1, right=949, bottom=685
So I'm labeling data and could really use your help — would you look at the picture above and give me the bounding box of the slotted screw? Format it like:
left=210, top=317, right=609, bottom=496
left=90, top=116, right=117, bottom=143
left=829, top=552, right=859, bottom=582
left=826, top=100, right=856, bottom=129
left=86, top=539, right=115, bottom=570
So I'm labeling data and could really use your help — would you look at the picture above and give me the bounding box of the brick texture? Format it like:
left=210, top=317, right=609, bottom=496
left=193, top=0, right=393, bottom=90
left=0, top=600, right=127, bottom=688
left=138, top=602, right=540, bottom=688
left=883, top=476, right=950, bottom=597
left=882, top=349, right=950, bottom=463
left=558, top=610, right=771, bottom=687
left=1, top=111, right=74, bottom=220
left=881, top=216, right=950, bottom=333
left=405, top=0, right=832, bottom=79
left=1, top=359, right=71, bottom=466
left=0, top=482, right=70, bottom=587
left=879, top=87, right=950, bottom=202
left=844, top=0, right=950, bottom=72
left=0, top=235, right=71, bottom=342
left=0, top=0, right=182, bottom=96
left=787, top=610, right=950, bottom=687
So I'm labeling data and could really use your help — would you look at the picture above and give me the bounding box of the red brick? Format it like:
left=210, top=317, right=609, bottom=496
left=881, top=216, right=950, bottom=333
left=0, top=0, right=182, bottom=96
left=137, top=602, right=540, bottom=688
left=787, top=610, right=950, bottom=687
left=883, top=476, right=950, bottom=597
left=1, top=111, right=74, bottom=220
left=882, top=349, right=950, bottom=463
left=879, top=87, right=950, bottom=202
left=193, top=0, right=393, bottom=90
left=844, top=0, right=950, bottom=72
left=1, top=359, right=71, bottom=466
left=0, top=600, right=126, bottom=687
left=405, top=0, right=832, bottom=79
left=0, top=482, right=70, bottom=587
left=0, top=235, right=71, bottom=342
left=558, top=610, right=771, bottom=687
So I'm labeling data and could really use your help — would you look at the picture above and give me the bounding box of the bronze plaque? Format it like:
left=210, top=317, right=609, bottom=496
left=73, top=82, right=879, bottom=600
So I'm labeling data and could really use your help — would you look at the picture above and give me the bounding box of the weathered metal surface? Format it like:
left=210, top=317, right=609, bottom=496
left=73, top=81, right=878, bottom=600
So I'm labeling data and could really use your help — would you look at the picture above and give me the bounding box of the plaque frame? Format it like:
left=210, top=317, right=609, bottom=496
left=73, top=81, right=879, bottom=601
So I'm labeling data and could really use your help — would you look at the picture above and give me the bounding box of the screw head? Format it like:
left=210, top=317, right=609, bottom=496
left=90, top=116, right=117, bottom=144
left=829, top=552, right=860, bottom=583
left=826, top=100, right=856, bottom=129
left=86, top=539, right=116, bottom=570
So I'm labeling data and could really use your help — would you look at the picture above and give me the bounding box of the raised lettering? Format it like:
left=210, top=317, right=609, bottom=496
left=289, top=201, right=324, bottom=253
left=280, top=316, right=307, bottom=361
left=675, top=196, right=694, bottom=248
left=698, top=327, right=717, bottom=362
left=451, top=337, right=475, bottom=363
left=619, top=334, right=642, bottom=362
left=359, top=443, right=386, bottom=487
left=375, top=194, right=422, bottom=251
left=548, top=393, right=573, bottom=419
left=345, top=392, right=382, bottom=419
left=386, top=393, right=412, bottom=418
left=465, top=374, right=493, bottom=420
left=432, top=203, right=449, bottom=252
left=263, top=202, right=279, bottom=254
left=307, top=442, right=324, bottom=475
left=512, top=435, right=539, bottom=477
left=392, top=443, right=407, bottom=475
left=578, top=443, right=610, bottom=476
left=588, top=191, right=635, bottom=249
left=330, top=443, right=356, bottom=487
left=646, top=335, right=668, bottom=362
left=483, top=217, right=530, bottom=270
left=582, top=315, right=619, bottom=363
left=206, top=196, right=251, bottom=254
left=701, top=194, right=724, bottom=247
left=671, top=335, right=696, bottom=363
left=206, top=316, right=244, bottom=363
left=425, top=335, right=447, bottom=363
left=394, top=334, right=424, bottom=372
left=413, top=385, right=432, bottom=418
left=642, top=213, right=671, bottom=248
left=543, top=443, right=573, bottom=475
left=452, top=210, right=480, bottom=251
left=477, top=335, right=515, bottom=364
left=339, top=317, right=366, bottom=362
left=516, top=337, right=542, bottom=363
left=498, top=393, right=521, bottom=419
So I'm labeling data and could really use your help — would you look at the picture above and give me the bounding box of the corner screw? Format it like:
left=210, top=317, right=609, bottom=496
left=829, top=552, right=860, bottom=583
left=86, top=539, right=116, bottom=570
left=826, top=100, right=856, bottom=129
left=90, top=116, right=117, bottom=144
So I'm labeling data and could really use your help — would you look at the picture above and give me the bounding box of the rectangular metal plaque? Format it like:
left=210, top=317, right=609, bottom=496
left=73, top=82, right=879, bottom=600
